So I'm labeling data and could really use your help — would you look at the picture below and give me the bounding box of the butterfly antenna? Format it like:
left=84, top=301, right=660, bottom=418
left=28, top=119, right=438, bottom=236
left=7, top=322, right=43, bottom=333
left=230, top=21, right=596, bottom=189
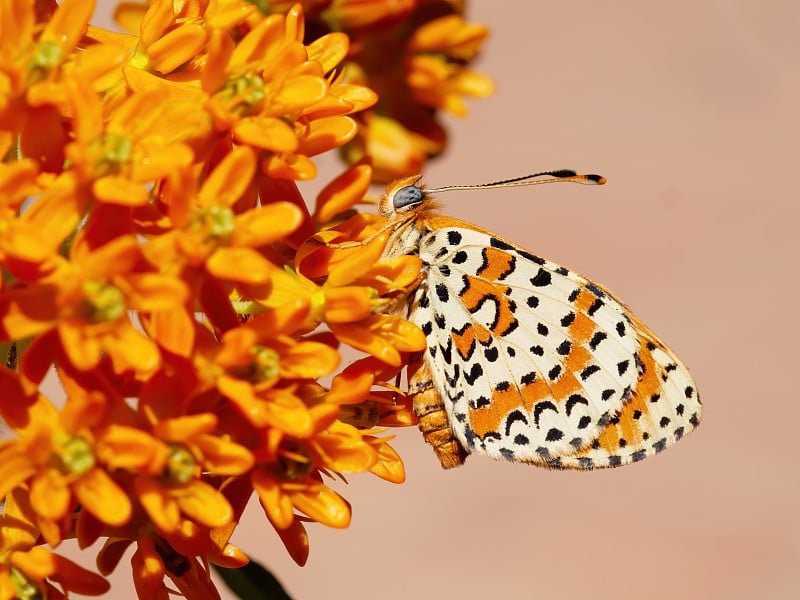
left=427, top=170, right=605, bottom=194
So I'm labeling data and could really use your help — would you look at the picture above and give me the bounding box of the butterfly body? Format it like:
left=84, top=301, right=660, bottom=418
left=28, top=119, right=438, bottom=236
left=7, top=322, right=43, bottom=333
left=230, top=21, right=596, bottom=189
left=379, top=174, right=701, bottom=469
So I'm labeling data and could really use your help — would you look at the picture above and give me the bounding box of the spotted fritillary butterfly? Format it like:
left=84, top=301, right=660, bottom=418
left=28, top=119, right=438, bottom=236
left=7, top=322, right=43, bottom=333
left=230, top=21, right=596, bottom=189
left=378, top=170, right=701, bottom=469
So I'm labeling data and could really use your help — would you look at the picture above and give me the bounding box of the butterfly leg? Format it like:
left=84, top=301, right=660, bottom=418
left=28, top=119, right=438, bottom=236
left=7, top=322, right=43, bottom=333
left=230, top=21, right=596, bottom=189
left=408, top=355, right=468, bottom=469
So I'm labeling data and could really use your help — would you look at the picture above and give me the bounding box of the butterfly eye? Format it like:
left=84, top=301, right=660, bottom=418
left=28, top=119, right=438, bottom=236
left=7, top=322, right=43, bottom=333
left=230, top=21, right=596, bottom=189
left=392, top=185, right=425, bottom=211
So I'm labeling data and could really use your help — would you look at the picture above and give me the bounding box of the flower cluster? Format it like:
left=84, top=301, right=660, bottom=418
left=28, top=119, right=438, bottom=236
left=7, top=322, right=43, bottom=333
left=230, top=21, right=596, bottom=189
left=0, top=0, right=490, bottom=598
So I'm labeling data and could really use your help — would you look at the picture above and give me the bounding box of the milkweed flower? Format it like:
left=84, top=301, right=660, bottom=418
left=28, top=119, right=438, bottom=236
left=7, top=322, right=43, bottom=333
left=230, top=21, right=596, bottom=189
left=0, top=0, right=490, bottom=597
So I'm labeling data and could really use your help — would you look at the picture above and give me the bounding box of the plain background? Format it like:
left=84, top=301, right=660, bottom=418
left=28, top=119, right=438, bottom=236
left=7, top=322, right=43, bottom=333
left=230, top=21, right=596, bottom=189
left=58, top=1, right=800, bottom=598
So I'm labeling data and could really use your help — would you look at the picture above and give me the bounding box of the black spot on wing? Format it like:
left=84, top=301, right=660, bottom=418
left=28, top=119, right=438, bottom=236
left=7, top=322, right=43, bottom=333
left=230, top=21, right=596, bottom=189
left=530, top=269, right=552, bottom=287
left=589, top=331, right=607, bottom=350
left=533, top=401, right=557, bottom=426
left=565, top=394, right=589, bottom=416
left=447, top=230, right=462, bottom=245
left=587, top=298, right=604, bottom=316
left=580, top=365, right=600, bottom=380
left=504, top=410, right=528, bottom=436
left=586, top=282, right=606, bottom=298
left=463, top=363, right=483, bottom=385
left=518, top=249, right=545, bottom=265
left=489, top=237, right=514, bottom=251
left=546, top=428, right=564, bottom=442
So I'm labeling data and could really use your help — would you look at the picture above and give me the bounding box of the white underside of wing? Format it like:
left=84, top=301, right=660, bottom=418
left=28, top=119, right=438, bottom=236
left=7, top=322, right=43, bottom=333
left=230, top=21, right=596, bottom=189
left=410, top=226, right=644, bottom=462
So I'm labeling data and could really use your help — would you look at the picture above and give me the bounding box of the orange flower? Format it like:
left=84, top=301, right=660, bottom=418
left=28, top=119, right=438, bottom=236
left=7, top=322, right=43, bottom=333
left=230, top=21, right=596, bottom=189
left=0, top=377, right=133, bottom=546
left=126, top=412, right=253, bottom=535
left=206, top=316, right=341, bottom=435
left=201, top=4, right=375, bottom=180
left=0, top=234, right=189, bottom=374
left=64, top=78, right=195, bottom=206
left=306, top=2, right=493, bottom=180
left=406, top=14, right=494, bottom=116
left=1, top=489, right=110, bottom=599
left=150, top=145, right=303, bottom=288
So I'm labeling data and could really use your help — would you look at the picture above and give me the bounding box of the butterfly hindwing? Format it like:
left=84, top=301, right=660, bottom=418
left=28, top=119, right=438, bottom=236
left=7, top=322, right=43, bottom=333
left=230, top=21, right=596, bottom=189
left=411, top=223, right=660, bottom=465
left=554, top=321, right=701, bottom=469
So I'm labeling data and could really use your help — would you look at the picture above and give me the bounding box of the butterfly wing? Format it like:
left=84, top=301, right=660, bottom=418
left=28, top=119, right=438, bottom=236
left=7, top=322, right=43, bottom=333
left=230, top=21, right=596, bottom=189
left=410, top=220, right=700, bottom=468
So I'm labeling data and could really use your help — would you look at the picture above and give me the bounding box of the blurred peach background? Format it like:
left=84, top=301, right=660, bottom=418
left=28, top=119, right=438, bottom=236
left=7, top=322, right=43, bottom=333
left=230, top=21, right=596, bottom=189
left=76, top=1, right=800, bottom=598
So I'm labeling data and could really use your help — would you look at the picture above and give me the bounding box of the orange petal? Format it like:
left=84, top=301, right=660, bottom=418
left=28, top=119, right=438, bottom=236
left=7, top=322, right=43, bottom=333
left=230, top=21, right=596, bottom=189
left=233, top=117, right=298, bottom=153
left=273, top=75, right=328, bottom=113
left=261, top=153, right=316, bottom=180
left=314, top=162, right=372, bottom=223
left=252, top=469, right=294, bottom=530
left=298, top=116, right=358, bottom=156
left=326, top=231, right=389, bottom=287
left=192, top=434, right=254, bottom=475
left=40, top=0, right=95, bottom=57
left=147, top=22, right=208, bottom=74
left=95, top=425, right=169, bottom=474
left=273, top=517, right=309, bottom=566
left=286, top=481, right=350, bottom=528
left=58, top=320, right=103, bottom=371
left=143, top=307, right=196, bottom=358
left=49, top=553, right=111, bottom=596
left=199, top=146, right=257, bottom=208
left=96, top=538, right=134, bottom=576
left=9, top=545, right=56, bottom=580
left=132, top=143, right=194, bottom=182
left=134, top=476, right=180, bottom=533
left=363, top=255, right=422, bottom=293
left=131, top=535, right=168, bottom=600
left=307, top=32, right=348, bottom=73
left=330, top=321, right=400, bottom=367
left=153, top=413, right=217, bottom=442
left=173, top=479, right=233, bottom=528
left=123, top=273, right=189, bottom=311
left=74, top=467, right=132, bottom=526
left=322, top=286, right=373, bottom=323
left=101, top=319, right=162, bottom=375
left=231, top=201, right=303, bottom=247
left=327, top=360, right=376, bottom=405
left=93, top=175, right=150, bottom=206
left=365, top=437, right=406, bottom=484
left=206, top=247, right=276, bottom=284
left=311, top=421, right=377, bottom=472
left=29, top=468, right=71, bottom=521
left=218, top=377, right=314, bottom=436
left=279, top=340, right=340, bottom=379
left=0, top=284, right=58, bottom=340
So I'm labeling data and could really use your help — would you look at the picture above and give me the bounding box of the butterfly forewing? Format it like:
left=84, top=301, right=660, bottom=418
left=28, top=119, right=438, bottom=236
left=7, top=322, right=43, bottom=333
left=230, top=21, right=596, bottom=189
left=411, top=222, right=657, bottom=464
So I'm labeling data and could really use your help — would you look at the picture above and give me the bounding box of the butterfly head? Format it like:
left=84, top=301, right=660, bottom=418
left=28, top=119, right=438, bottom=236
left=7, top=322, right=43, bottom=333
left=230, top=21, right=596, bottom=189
left=379, top=175, right=431, bottom=219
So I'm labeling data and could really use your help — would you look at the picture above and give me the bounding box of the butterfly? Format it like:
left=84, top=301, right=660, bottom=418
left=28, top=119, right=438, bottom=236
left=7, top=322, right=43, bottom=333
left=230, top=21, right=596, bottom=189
left=377, top=170, right=701, bottom=469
